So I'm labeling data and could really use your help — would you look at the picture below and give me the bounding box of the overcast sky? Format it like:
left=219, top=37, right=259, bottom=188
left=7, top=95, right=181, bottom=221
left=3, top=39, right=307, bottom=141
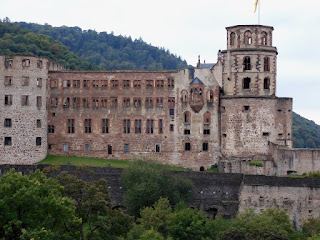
left=1, top=0, right=320, bottom=124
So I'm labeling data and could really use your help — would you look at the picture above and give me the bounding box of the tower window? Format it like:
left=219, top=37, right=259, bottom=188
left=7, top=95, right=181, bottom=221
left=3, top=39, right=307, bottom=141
left=264, top=57, right=270, bottom=71
left=156, top=144, right=160, bottom=153
left=264, top=78, right=270, bottom=89
left=230, top=32, right=236, bottom=46
left=261, top=31, right=267, bottom=45
left=203, top=143, right=208, bottom=151
left=184, top=111, right=191, bottom=123
left=4, top=137, right=12, bottom=146
left=243, top=78, right=251, bottom=89
left=243, top=57, right=251, bottom=70
left=36, top=137, right=42, bottom=146
left=244, top=30, right=252, bottom=45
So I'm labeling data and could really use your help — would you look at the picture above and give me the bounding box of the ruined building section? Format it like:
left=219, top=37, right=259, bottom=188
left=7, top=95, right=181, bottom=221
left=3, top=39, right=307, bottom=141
left=47, top=68, right=221, bottom=170
left=219, top=25, right=293, bottom=174
left=0, top=56, right=49, bottom=164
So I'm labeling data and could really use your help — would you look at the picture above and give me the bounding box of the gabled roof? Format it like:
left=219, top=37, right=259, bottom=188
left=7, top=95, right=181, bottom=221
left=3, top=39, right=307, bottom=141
left=190, top=77, right=204, bottom=85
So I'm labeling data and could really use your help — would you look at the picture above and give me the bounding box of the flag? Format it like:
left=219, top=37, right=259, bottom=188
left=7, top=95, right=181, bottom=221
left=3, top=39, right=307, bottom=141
left=254, top=0, right=258, bottom=13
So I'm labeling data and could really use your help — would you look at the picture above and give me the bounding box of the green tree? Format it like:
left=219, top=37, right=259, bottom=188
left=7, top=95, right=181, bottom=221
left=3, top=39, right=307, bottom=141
left=0, top=169, right=79, bottom=240
left=120, top=160, right=193, bottom=217
left=57, top=172, right=133, bottom=240
left=303, top=218, right=320, bottom=239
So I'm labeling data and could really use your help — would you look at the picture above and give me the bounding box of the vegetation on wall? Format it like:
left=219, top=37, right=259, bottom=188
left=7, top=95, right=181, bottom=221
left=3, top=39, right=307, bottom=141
left=292, top=112, right=320, bottom=148
left=15, top=21, right=189, bottom=70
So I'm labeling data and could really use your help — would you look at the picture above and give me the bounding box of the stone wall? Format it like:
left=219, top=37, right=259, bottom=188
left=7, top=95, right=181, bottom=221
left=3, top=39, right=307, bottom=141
left=0, top=56, right=48, bottom=164
left=1, top=164, right=320, bottom=226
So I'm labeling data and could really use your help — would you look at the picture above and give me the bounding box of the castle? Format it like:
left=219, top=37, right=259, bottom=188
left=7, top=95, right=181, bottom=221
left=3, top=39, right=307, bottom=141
left=1, top=25, right=320, bottom=176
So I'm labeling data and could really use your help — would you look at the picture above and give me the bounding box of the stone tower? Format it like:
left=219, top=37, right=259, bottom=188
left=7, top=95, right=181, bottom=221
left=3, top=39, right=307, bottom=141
left=219, top=25, right=293, bottom=174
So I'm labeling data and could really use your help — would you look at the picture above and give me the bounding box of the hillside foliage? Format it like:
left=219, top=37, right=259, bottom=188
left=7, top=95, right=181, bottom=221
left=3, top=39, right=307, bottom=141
left=16, top=21, right=189, bottom=70
left=0, top=20, right=101, bottom=70
left=292, top=112, right=320, bottom=148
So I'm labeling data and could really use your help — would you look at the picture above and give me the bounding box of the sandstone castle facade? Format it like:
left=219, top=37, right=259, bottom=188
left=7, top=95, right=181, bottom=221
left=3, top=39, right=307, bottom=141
left=1, top=25, right=319, bottom=176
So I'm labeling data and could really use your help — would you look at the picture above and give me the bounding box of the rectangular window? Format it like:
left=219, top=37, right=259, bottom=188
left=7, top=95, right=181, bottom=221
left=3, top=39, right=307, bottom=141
left=156, top=97, right=163, bottom=108
left=4, top=76, right=12, bottom=86
left=21, top=95, right=29, bottom=106
left=5, top=95, right=13, bottom=105
left=37, top=119, right=41, bottom=128
left=4, top=137, right=12, bottom=146
left=92, top=80, right=99, bottom=88
left=185, top=142, right=191, bottom=151
left=37, top=78, right=42, bottom=87
left=84, top=119, right=92, bottom=133
left=203, top=143, right=208, bottom=151
left=48, top=125, right=55, bottom=133
left=63, top=80, right=71, bottom=88
left=36, top=137, right=41, bottom=146
left=92, top=98, right=99, bottom=109
left=111, top=97, right=118, bottom=108
left=204, top=129, right=210, bottom=135
left=156, top=80, right=164, bottom=88
left=102, top=119, right=109, bottom=133
left=85, top=144, right=90, bottom=152
left=111, top=80, right=118, bottom=89
left=146, top=80, right=153, bottom=89
left=146, top=98, right=153, bottom=109
left=83, top=98, right=90, bottom=108
left=101, top=80, right=108, bottom=89
left=50, top=80, right=58, bottom=88
left=169, top=108, right=174, bottom=116
left=73, top=80, right=80, bottom=88
left=22, top=76, right=29, bottom=86
left=156, top=144, right=160, bottom=153
left=170, top=124, right=174, bottom=132
left=37, top=60, right=43, bottom=68
left=73, top=97, right=80, bottom=109
left=22, top=59, right=30, bottom=67
left=135, top=119, right=142, bottom=134
left=168, top=77, right=174, bottom=88
left=133, top=80, right=141, bottom=88
left=50, top=97, right=58, bottom=107
left=68, top=119, right=75, bottom=133
left=124, top=144, right=129, bottom=153
left=147, top=119, right=154, bottom=134
left=83, top=80, right=90, bottom=88
left=123, top=98, right=130, bottom=109
left=37, top=96, right=42, bottom=108
left=168, top=97, right=175, bottom=108
left=4, top=118, right=12, bottom=127
left=123, top=80, right=130, bottom=88
left=63, top=144, right=68, bottom=152
left=5, top=58, right=13, bottom=68
left=134, top=98, right=141, bottom=109
left=159, top=119, right=163, bottom=134
left=101, top=98, right=108, bottom=108
left=123, top=119, right=130, bottom=134
left=184, top=129, right=190, bottom=135
left=63, top=97, right=70, bottom=109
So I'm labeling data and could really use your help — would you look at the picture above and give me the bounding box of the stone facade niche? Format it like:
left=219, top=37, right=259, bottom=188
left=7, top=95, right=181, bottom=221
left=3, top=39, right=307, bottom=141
left=189, top=77, right=205, bottom=113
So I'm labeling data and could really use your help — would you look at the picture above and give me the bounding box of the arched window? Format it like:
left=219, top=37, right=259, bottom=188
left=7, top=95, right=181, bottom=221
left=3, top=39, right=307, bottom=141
left=204, top=112, right=211, bottom=124
left=230, top=32, right=236, bottom=46
left=264, top=78, right=270, bottom=89
left=264, top=57, right=270, bottom=71
left=243, top=77, right=251, bottom=89
left=261, top=31, right=267, bottom=45
left=181, top=90, right=188, bottom=103
left=207, top=90, right=214, bottom=102
left=243, top=56, right=251, bottom=71
left=244, top=30, right=252, bottom=45
left=184, top=111, right=191, bottom=123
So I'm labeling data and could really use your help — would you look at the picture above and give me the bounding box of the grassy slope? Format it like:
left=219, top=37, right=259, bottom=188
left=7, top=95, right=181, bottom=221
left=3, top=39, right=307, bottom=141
left=37, top=155, right=188, bottom=171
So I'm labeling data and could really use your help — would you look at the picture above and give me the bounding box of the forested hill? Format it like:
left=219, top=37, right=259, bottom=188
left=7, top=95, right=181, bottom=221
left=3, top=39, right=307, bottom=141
left=0, top=21, right=101, bottom=70
left=292, top=112, right=320, bottom=148
left=16, top=21, right=189, bottom=70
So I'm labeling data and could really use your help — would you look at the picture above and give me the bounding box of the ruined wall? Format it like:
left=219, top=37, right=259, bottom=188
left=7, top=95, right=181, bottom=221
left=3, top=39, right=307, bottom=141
left=220, top=97, right=292, bottom=157
left=239, top=175, right=320, bottom=227
left=273, top=148, right=320, bottom=176
left=1, top=164, right=320, bottom=226
left=47, top=68, right=220, bottom=170
left=0, top=56, right=48, bottom=164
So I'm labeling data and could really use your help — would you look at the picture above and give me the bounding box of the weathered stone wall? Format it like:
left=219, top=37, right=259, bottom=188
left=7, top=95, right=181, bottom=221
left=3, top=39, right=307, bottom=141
left=220, top=97, right=292, bottom=157
left=1, top=164, right=319, bottom=226
left=47, top=68, right=221, bottom=170
left=0, top=56, right=48, bottom=164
